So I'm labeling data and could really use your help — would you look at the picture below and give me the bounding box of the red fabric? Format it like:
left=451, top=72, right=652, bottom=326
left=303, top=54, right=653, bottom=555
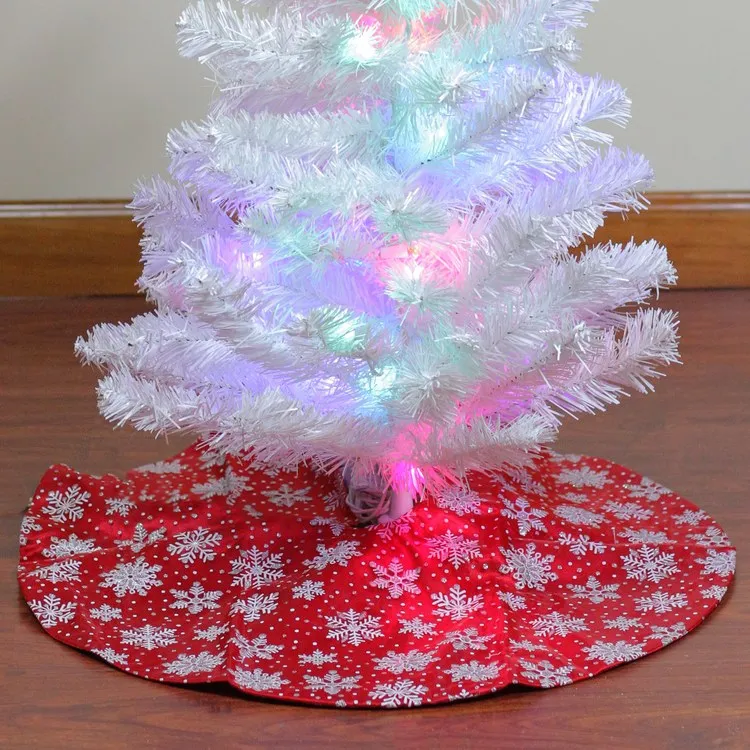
left=19, top=444, right=734, bottom=708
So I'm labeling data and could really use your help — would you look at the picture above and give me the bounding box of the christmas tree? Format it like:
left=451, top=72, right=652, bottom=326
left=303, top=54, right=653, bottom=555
left=76, top=0, right=678, bottom=521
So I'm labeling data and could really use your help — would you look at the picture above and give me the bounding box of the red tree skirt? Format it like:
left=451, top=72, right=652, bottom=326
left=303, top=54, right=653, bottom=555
left=19, top=443, right=735, bottom=708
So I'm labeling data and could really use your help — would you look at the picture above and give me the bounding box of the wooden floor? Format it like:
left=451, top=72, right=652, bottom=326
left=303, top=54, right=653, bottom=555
left=1, top=291, right=748, bottom=749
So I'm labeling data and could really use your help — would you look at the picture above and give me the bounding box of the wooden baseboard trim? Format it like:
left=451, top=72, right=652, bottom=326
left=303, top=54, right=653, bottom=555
left=1, top=193, right=748, bottom=296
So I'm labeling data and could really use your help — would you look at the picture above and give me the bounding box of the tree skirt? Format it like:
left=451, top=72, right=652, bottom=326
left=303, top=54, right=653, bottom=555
left=19, top=443, right=735, bottom=708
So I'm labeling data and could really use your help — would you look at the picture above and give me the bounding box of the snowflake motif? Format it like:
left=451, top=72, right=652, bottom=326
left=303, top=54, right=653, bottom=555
left=399, top=617, right=437, bottom=638
left=194, top=624, right=230, bottom=642
left=497, top=591, right=526, bottom=611
left=603, top=501, right=654, bottom=522
left=43, top=533, right=98, bottom=559
left=89, top=604, right=122, bottom=623
left=375, top=513, right=414, bottom=542
left=443, top=628, right=491, bottom=651
left=435, top=486, right=483, bottom=516
left=557, top=533, right=606, bottom=556
left=230, top=547, right=284, bottom=589
left=370, top=559, right=421, bottom=599
left=29, top=593, right=76, bottom=627
left=646, top=623, right=688, bottom=646
left=263, top=484, right=312, bottom=508
left=164, top=489, right=189, bottom=510
left=673, top=508, right=709, bottom=526
left=230, top=668, right=290, bottom=692
left=169, top=582, right=222, bottom=614
left=326, top=609, right=383, bottom=646
left=292, top=580, right=326, bottom=600
left=701, top=585, right=728, bottom=600
left=31, top=559, right=82, bottom=583
left=135, top=459, right=183, bottom=474
left=688, top=526, right=731, bottom=548
left=696, top=549, right=736, bottom=577
left=105, top=496, right=136, bottom=517
left=509, top=639, right=549, bottom=653
left=310, top=516, right=347, bottom=537
left=299, top=650, right=337, bottom=667
left=431, top=585, right=484, bottom=621
left=43, top=485, right=90, bottom=523
left=323, top=489, right=347, bottom=512
left=242, top=503, right=263, bottom=519
left=619, top=528, right=671, bottom=544
left=93, top=647, right=129, bottom=666
left=448, top=689, right=474, bottom=703
left=567, top=576, right=621, bottom=604
left=114, top=523, right=167, bottom=553
left=520, top=660, right=574, bottom=688
left=532, top=612, right=589, bottom=638
left=20, top=514, right=42, bottom=545
left=192, top=466, right=249, bottom=504
left=199, top=449, right=226, bottom=469
left=304, top=671, right=361, bottom=696
left=427, top=531, right=481, bottom=569
left=500, top=543, right=558, bottom=590
left=563, top=493, right=590, bottom=504
left=374, top=650, right=437, bottom=675
left=504, top=466, right=548, bottom=496
left=604, top=616, right=643, bottom=631
left=557, top=467, right=610, bottom=489
left=584, top=641, right=646, bottom=665
left=447, top=661, right=500, bottom=683
left=369, top=680, right=427, bottom=708
left=625, top=478, right=671, bottom=502
left=231, top=592, right=279, bottom=623
left=635, top=590, right=688, bottom=614
left=121, top=625, right=177, bottom=650
left=233, top=633, right=283, bottom=661
left=621, top=546, right=679, bottom=584
left=553, top=505, right=604, bottom=528
left=500, top=497, right=548, bottom=536
left=164, top=651, right=224, bottom=677
left=99, top=557, right=163, bottom=597
left=304, top=541, right=361, bottom=571
left=167, top=528, right=223, bottom=565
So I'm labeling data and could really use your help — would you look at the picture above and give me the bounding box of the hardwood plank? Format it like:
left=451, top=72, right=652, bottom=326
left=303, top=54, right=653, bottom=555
left=0, top=291, right=748, bottom=749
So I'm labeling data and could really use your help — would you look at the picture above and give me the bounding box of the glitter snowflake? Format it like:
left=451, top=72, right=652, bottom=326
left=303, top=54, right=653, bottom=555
left=304, top=671, right=361, bottom=696
left=164, top=651, right=224, bottom=676
left=230, top=547, right=284, bottom=589
left=435, top=486, right=483, bottom=516
left=531, top=612, right=589, bottom=638
left=624, top=478, right=671, bottom=502
left=326, top=609, right=383, bottom=646
left=292, top=580, right=325, bottom=600
left=688, top=526, right=731, bottom=548
left=646, top=623, right=688, bottom=646
left=192, top=466, right=249, bottom=504
left=673, top=508, right=709, bottom=526
left=619, top=528, right=670, bottom=544
left=231, top=592, right=279, bottom=623
left=567, top=576, right=621, bottom=604
left=310, top=516, right=348, bottom=537
left=520, top=660, right=574, bottom=688
left=557, top=467, right=610, bottom=489
left=427, top=531, right=481, bottom=569
left=135, top=459, right=183, bottom=474
left=19, top=514, right=42, bottom=545
left=500, top=497, right=548, bottom=535
left=398, top=617, right=437, bottom=638
left=374, top=650, right=436, bottom=675
left=114, top=523, right=167, bottom=553
left=263, top=484, right=312, bottom=508
left=553, top=505, right=604, bottom=528
left=700, top=585, right=728, bottom=600
left=603, top=616, right=643, bottom=631
left=696, top=549, right=736, bottom=577
left=497, top=591, right=526, bottom=611
left=370, top=559, right=421, bottom=599
left=43, top=533, right=98, bottom=559
left=99, top=557, right=163, bottom=597
left=31, top=559, right=82, bottom=584
left=603, top=501, right=654, bottom=521
left=230, top=668, right=290, bottom=692
left=431, top=585, right=484, bottom=621
left=375, top=513, right=414, bottom=542
left=169, top=582, right=222, bottom=614
left=583, top=641, right=645, bottom=665
left=298, top=650, right=338, bottom=667
left=443, top=628, right=491, bottom=651
left=89, top=604, right=122, bottom=623
left=304, top=540, right=361, bottom=571
left=234, top=633, right=283, bottom=661
left=621, top=546, right=679, bottom=584
left=499, top=543, right=558, bottom=590
left=635, top=591, right=688, bottom=614
left=194, top=624, right=230, bottom=642
left=43, top=485, right=90, bottom=523
left=29, top=593, right=76, bottom=627
left=105, top=496, right=136, bottom=517
left=93, top=648, right=129, bottom=666
left=121, top=625, right=177, bottom=650
left=557, top=532, right=606, bottom=556
left=369, top=680, right=427, bottom=708
left=167, top=528, right=223, bottom=564
left=447, top=661, right=499, bottom=683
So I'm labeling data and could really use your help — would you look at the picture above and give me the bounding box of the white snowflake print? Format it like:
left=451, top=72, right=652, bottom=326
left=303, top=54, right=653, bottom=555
left=448, top=661, right=500, bottom=683
left=170, top=582, right=222, bottom=614
left=603, top=501, right=654, bottom=522
left=443, top=628, right=491, bottom=651
left=299, top=650, right=337, bottom=667
left=448, top=689, right=474, bottom=703
left=242, top=503, right=263, bottom=519
left=375, top=513, right=414, bottom=542
left=43, top=485, right=90, bottom=523
left=20, top=514, right=42, bottom=545
left=557, top=467, right=610, bottom=489
left=557, top=533, right=606, bottom=557
left=231, top=547, right=284, bottom=589
left=231, top=592, right=279, bottom=623
left=29, top=593, right=76, bottom=627
left=121, top=625, right=177, bottom=650
left=192, top=466, right=248, bottom=504
left=619, top=528, right=671, bottom=544
left=635, top=591, right=688, bottom=614
left=114, top=523, right=167, bottom=553
left=263, top=484, right=312, bottom=508
left=621, top=546, right=679, bottom=584
left=520, top=660, right=574, bottom=688
left=304, top=540, right=361, bottom=571
left=234, top=633, right=283, bottom=661
left=310, top=516, right=347, bottom=537
left=323, top=489, right=347, bottom=512
left=230, top=667, right=290, bottom=692
left=624, top=478, right=671, bottom=502
left=370, top=559, right=421, bottom=599
left=696, top=549, right=736, bottom=577
left=567, top=576, right=621, bottom=604
left=369, top=680, right=427, bottom=708
left=292, top=580, right=325, bottom=600
left=604, top=616, right=643, bottom=632
left=105, top=496, right=136, bottom=517
left=563, top=492, right=590, bottom=504
left=500, top=497, right=548, bottom=536
left=93, top=647, right=129, bottom=666
left=427, top=531, right=481, bottom=569
left=31, top=559, right=82, bottom=584
left=194, top=624, right=230, bottom=642
left=435, top=486, right=483, bottom=516
left=199, top=449, right=226, bottom=469
left=135, top=459, right=183, bottom=474
left=43, top=533, right=98, bottom=559
left=673, top=508, right=709, bottom=526
left=584, top=641, right=645, bottom=665
left=326, top=609, right=383, bottom=646
left=553, top=505, right=604, bottom=528
left=164, top=651, right=224, bottom=676
left=532, top=612, right=589, bottom=638
left=99, top=557, right=163, bottom=597
left=167, top=528, right=223, bottom=565
left=431, top=585, right=484, bottom=621
left=374, top=650, right=436, bottom=675
left=497, top=591, right=526, bottom=611
left=304, top=671, right=361, bottom=696
left=646, top=623, right=688, bottom=646
left=701, top=585, right=728, bottom=600
left=689, top=526, right=731, bottom=548
left=509, top=639, right=549, bottom=653
left=500, top=543, right=558, bottom=591
left=89, top=604, right=122, bottom=623
left=398, top=617, right=437, bottom=638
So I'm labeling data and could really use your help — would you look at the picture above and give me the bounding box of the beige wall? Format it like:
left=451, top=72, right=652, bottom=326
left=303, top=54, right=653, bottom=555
left=1, top=0, right=748, bottom=201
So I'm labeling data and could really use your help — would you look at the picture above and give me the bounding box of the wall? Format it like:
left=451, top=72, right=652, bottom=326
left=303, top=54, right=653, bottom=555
left=1, top=0, right=748, bottom=200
